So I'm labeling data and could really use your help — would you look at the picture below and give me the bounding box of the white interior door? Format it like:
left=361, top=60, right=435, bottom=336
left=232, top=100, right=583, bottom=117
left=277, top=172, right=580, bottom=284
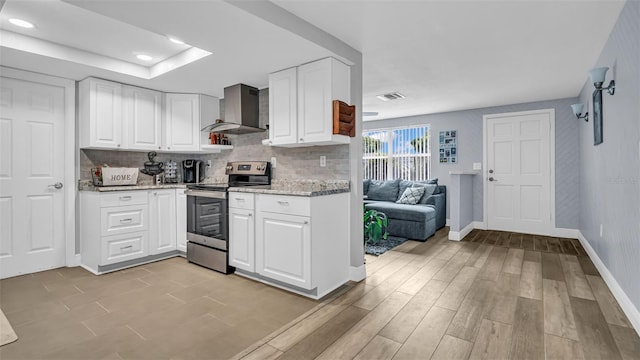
left=485, top=110, right=554, bottom=235
left=0, top=76, right=67, bottom=278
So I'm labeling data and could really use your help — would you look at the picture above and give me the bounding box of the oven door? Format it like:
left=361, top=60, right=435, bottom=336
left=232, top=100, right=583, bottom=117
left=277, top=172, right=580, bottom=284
left=186, top=189, right=228, bottom=250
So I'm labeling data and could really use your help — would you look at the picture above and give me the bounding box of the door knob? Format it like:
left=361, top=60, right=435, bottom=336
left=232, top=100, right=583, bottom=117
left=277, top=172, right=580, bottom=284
left=48, top=182, right=63, bottom=189
left=489, top=169, right=494, bottom=174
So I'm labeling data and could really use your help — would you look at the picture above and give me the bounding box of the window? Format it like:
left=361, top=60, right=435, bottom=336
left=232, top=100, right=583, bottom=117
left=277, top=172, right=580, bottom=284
left=363, top=125, right=431, bottom=181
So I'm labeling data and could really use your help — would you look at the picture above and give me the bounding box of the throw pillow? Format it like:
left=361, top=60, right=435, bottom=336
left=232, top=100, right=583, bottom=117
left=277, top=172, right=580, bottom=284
left=410, top=183, right=438, bottom=204
left=396, top=186, right=426, bottom=205
left=397, top=180, right=415, bottom=200
left=367, top=179, right=400, bottom=201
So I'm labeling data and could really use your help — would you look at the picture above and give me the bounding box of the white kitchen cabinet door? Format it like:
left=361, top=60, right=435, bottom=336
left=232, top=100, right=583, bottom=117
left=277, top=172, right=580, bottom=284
left=256, top=212, right=311, bottom=289
left=297, top=57, right=350, bottom=144
left=176, top=188, right=187, bottom=252
left=124, top=86, right=163, bottom=150
left=148, top=189, right=177, bottom=255
left=268, top=67, right=297, bottom=145
left=79, top=78, right=123, bottom=149
left=164, top=94, right=200, bottom=151
left=229, top=208, right=255, bottom=272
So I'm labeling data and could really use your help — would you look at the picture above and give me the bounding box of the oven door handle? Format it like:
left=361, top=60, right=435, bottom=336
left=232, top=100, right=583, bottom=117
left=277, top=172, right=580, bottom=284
left=185, top=189, right=227, bottom=199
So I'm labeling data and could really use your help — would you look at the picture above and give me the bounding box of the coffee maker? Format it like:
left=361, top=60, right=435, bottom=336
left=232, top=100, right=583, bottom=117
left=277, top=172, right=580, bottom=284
left=182, top=160, right=205, bottom=183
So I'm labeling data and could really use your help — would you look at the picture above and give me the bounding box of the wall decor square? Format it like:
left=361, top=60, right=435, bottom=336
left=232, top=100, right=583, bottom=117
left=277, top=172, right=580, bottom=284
left=439, top=130, right=457, bottom=163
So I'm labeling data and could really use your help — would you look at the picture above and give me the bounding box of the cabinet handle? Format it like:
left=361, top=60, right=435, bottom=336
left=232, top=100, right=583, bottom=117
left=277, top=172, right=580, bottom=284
left=120, top=245, right=133, bottom=250
left=120, top=218, right=133, bottom=223
left=158, top=146, right=161, bottom=150
left=235, top=198, right=245, bottom=201
left=277, top=201, right=289, bottom=205
left=120, top=196, right=132, bottom=201
left=248, top=213, right=252, bottom=217
left=117, top=144, right=121, bottom=147
left=304, top=221, right=309, bottom=224
left=299, top=138, right=304, bottom=142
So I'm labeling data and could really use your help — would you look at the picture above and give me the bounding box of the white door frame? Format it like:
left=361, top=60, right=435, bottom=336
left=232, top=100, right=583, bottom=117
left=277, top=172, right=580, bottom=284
left=482, top=108, right=556, bottom=234
left=1, top=66, right=78, bottom=267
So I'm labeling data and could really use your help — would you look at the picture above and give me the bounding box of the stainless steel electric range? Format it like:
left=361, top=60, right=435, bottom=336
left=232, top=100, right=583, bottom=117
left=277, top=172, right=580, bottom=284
left=185, top=161, right=271, bottom=274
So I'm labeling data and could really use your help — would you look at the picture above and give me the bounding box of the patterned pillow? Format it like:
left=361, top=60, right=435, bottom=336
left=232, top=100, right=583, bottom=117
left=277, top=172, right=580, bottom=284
left=396, top=186, right=426, bottom=205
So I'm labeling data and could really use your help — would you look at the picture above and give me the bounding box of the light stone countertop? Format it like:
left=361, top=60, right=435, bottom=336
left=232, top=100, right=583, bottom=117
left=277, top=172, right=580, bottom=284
left=78, top=179, right=350, bottom=197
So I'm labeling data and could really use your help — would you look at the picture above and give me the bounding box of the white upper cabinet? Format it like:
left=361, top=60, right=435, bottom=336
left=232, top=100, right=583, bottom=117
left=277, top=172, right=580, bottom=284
left=266, top=57, right=351, bottom=147
left=124, top=85, right=163, bottom=151
left=164, top=94, right=218, bottom=152
left=79, top=78, right=123, bottom=149
left=80, top=78, right=224, bottom=153
left=298, top=57, right=350, bottom=144
left=268, top=67, right=298, bottom=145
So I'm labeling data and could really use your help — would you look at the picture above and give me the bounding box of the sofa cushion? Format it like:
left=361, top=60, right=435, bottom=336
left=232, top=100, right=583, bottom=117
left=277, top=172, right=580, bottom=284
left=363, top=179, right=371, bottom=195
left=367, top=179, right=400, bottom=201
left=365, top=202, right=436, bottom=222
left=411, top=183, right=438, bottom=204
left=396, top=186, right=425, bottom=205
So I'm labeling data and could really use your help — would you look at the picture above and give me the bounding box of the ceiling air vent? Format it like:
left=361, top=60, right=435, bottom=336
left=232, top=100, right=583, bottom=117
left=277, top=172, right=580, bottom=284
left=376, top=92, right=405, bottom=101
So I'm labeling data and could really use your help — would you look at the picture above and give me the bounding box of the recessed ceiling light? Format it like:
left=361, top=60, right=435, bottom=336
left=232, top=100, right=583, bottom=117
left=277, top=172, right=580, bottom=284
left=136, top=54, right=153, bottom=61
left=376, top=92, right=405, bottom=101
left=168, top=37, right=185, bottom=45
left=9, top=18, right=35, bottom=29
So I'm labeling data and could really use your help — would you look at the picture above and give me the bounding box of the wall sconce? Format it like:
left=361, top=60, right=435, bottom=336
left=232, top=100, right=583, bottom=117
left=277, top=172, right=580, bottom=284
left=571, top=103, right=589, bottom=122
left=589, top=67, right=615, bottom=95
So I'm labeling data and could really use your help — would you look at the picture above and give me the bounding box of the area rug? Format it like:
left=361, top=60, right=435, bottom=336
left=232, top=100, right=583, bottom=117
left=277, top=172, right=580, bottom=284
left=365, top=236, right=409, bottom=256
left=0, top=308, right=18, bottom=346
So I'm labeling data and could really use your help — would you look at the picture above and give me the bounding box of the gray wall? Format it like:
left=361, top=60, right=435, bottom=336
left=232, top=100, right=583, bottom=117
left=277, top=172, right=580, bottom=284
left=576, top=1, right=640, bottom=316
left=363, top=97, right=580, bottom=229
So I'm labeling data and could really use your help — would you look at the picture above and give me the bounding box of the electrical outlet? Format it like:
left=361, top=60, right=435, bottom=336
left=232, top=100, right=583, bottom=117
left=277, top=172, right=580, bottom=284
left=320, top=156, right=326, bottom=167
left=473, top=162, right=482, bottom=170
left=271, top=157, right=277, bottom=169
left=600, top=224, right=603, bottom=237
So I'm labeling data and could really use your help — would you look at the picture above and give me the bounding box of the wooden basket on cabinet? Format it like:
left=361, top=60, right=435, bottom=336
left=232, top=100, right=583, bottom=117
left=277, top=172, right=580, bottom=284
left=332, top=100, right=356, bottom=137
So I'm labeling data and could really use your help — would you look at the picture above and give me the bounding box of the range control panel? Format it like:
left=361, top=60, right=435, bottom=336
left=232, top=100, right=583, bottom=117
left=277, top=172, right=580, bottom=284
left=225, top=161, right=270, bottom=175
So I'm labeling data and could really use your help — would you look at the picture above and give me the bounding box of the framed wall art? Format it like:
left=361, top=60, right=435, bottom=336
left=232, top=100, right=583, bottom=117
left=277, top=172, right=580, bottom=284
left=439, top=130, right=457, bottom=163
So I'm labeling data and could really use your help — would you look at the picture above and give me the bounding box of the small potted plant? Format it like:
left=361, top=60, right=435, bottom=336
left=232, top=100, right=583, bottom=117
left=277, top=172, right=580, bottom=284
left=363, top=208, right=388, bottom=246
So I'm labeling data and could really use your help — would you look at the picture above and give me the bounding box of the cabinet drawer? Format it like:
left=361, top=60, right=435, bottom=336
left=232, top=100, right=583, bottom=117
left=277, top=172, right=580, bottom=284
left=101, top=205, right=148, bottom=236
left=100, top=191, right=148, bottom=207
left=257, top=194, right=310, bottom=216
left=101, top=231, right=148, bottom=265
left=229, top=192, right=255, bottom=210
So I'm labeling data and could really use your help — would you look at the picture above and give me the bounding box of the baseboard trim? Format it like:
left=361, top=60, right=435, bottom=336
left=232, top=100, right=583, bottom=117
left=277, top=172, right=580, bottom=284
left=553, top=228, right=581, bottom=238
left=448, top=222, right=474, bottom=241
left=473, top=221, right=487, bottom=230
left=66, top=253, right=81, bottom=267
left=349, top=264, right=366, bottom=282
left=577, top=231, right=640, bottom=336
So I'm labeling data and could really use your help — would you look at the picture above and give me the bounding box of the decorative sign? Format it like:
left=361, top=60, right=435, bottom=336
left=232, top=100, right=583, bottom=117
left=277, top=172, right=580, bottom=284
left=102, top=168, right=139, bottom=186
left=439, top=130, right=457, bottom=163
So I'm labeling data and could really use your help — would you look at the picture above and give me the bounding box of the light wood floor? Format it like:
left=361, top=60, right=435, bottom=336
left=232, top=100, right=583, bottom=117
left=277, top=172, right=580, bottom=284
left=237, top=228, right=640, bottom=360
left=1, top=228, right=639, bottom=360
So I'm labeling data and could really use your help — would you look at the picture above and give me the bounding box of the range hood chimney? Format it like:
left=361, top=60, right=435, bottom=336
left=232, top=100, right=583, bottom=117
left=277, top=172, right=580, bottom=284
left=201, top=84, right=264, bottom=134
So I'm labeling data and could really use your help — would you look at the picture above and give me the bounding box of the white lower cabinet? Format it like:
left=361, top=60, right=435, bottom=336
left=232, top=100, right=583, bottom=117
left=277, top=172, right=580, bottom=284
left=149, top=189, right=177, bottom=255
left=81, top=188, right=186, bottom=274
left=229, top=208, right=255, bottom=272
left=176, top=188, right=187, bottom=252
left=256, top=211, right=311, bottom=289
left=231, top=192, right=349, bottom=299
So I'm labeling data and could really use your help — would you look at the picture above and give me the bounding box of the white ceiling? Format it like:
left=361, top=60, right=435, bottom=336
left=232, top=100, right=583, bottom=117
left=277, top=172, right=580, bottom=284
left=0, top=0, right=626, bottom=120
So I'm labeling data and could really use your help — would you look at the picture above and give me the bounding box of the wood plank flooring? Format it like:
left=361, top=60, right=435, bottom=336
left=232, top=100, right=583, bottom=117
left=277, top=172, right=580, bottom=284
left=1, top=227, right=639, bottom=360
left=239, top=228, right=640, bottom=360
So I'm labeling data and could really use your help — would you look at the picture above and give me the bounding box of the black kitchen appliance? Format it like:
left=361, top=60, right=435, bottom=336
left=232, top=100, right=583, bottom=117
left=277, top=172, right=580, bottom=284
left=182, top=159, right=205, bottom=183
left=185, top=161, right=271, bottom=274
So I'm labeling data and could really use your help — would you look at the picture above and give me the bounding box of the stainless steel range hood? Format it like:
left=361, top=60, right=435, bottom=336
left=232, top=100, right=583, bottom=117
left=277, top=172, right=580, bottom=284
left=201, top=84, right=264, bottom=135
